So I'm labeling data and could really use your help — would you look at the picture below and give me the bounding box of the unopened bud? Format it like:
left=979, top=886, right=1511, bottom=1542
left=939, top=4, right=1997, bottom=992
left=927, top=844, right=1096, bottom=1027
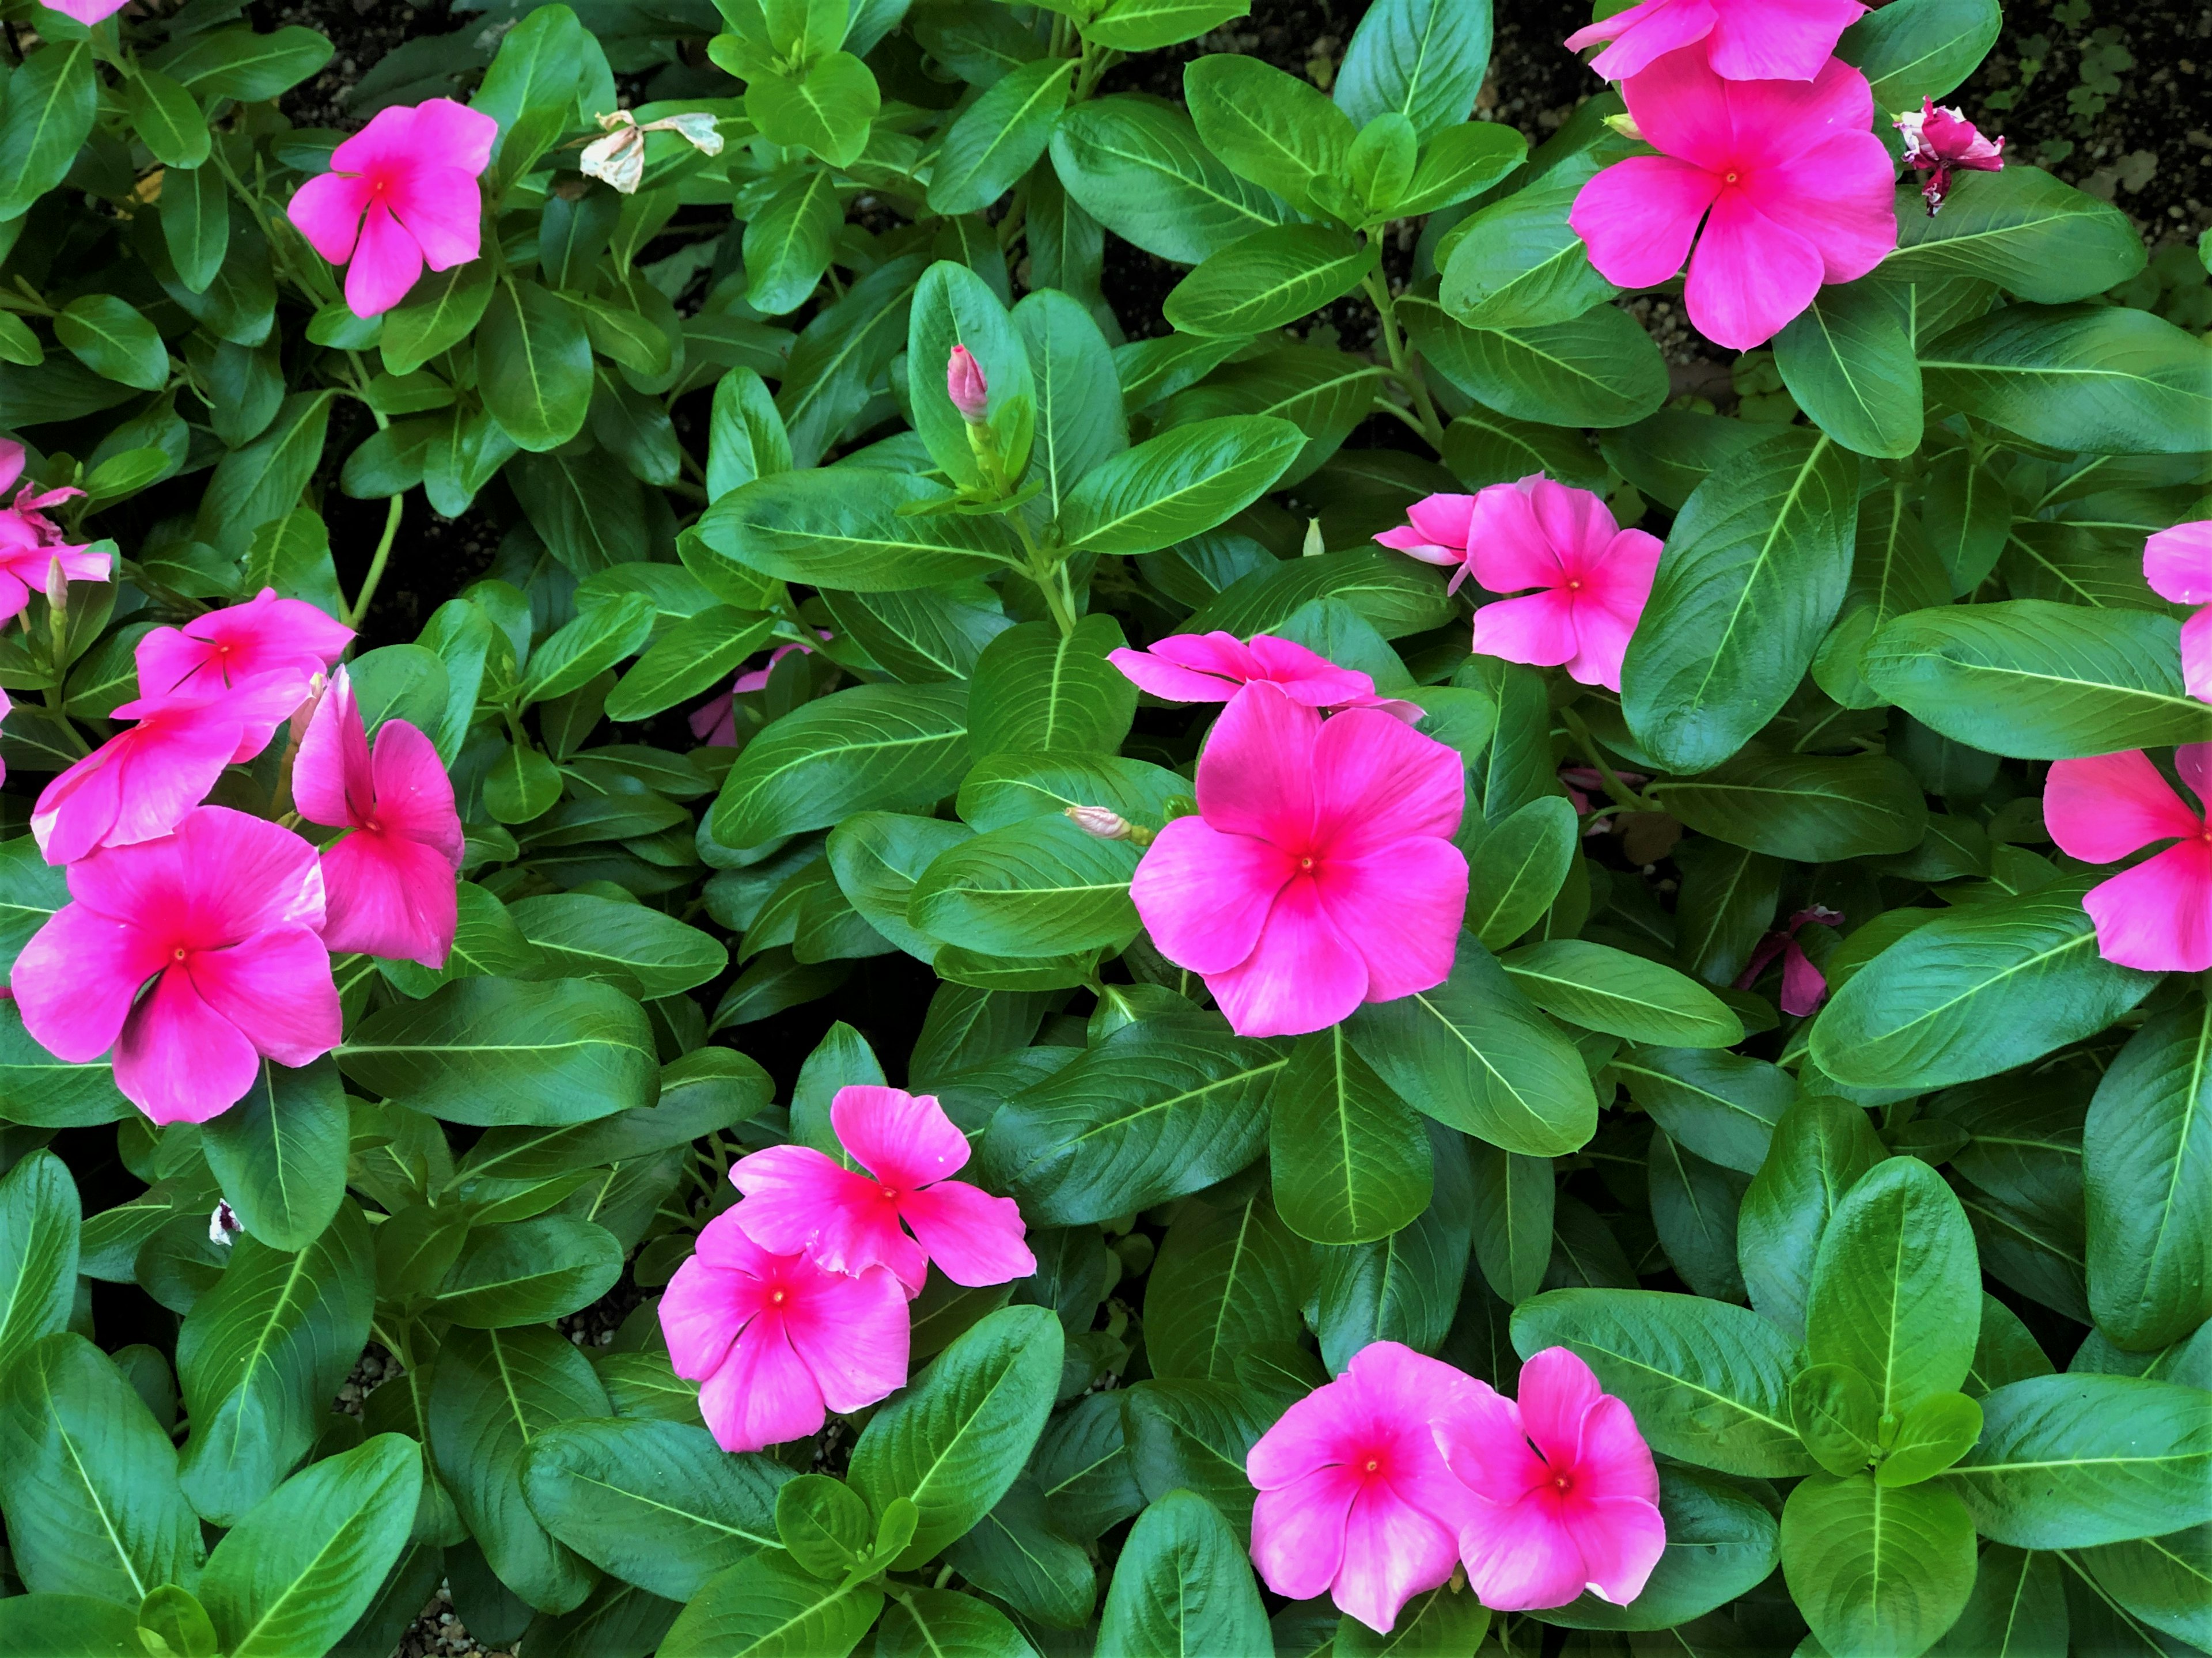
left=947, top=345, right=988, bottom=424
left=1066, top=805, right=1133, bottom=840
left=1602, top=112, right=1643, bottom=142
left=43, top=555, right=67, bottom=619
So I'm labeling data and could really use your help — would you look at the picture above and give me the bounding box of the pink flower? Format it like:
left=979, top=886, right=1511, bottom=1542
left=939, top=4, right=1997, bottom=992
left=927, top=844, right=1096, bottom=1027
left=41, top=0, right=131, bottom=22
left=1373, top=494, right=1478, bottom=588
left=947, top=345, right=989, bottom=423
left=293, top=668, right=464, bottom=967
left=1130, top=682, right=1467, bottom=1038
left=688, top=634, right=829, bottom=746
left=1566, top=0, right=1866, bottom=82
left=1559, top=764, right=1649, bottom=818
left=730, top=1084, right=1033, bottom=1296
left=1434, top=1347, right=1665, bottom=1612
left=13, top=806, right=341, bottom=1125
left=1246, top=1341, right=1487, bottom=1634
left=658, top=1209, right=910, bottom=1453
left=31, top=677, right=310, bottom=866
left=287, top=98, right=498, bottom=319
left=2143, top=520, right=2212, bottom=701
left=135, top=587, right=354, bottom=704
left=0, top=440, right=107, bottom=624
left=1439, top=474, right=1663, bottom=693
left=2044, top=748, right=2212, bottom=972
left=1895, top=97, right=2004, bottom=215
left=1569, top=50, right=1897, bottom=350
left=1735, top=903, right=1844, bottom=1015
left=1108, top=631, right=1420, bottom=721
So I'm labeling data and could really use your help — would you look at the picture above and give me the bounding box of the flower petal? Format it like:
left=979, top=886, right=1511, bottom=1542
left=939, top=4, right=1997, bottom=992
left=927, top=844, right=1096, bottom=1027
left=779, top=1262, right=911, bottom=1412
left=1516, top=1346, right=1605, bottom=1466
left=318, top=830, right=460, bottom=966
left=2083, top=842, right=2212, bottom=973
left=1130, top=815, right=1296, bottom=977
left=1108, top=646, right=1240, bottom=703
left=1566, top=1493, right=1668, bottom=1605
left=832, top=1084, right=971, bottom=1187
left=1703, top=0, right=1867, bottom=81
left=1466, top=478, right=1570, bottom=594
left=1315, top=840, right=1468, bottom=1004
left=287, top=172, right=372, bottom=265
left=1312, top=705, right=1467, bottom=856
left=1335, top=1481, right=1463, bottom=1634
left=1457, top=1491, right=1592, bottom=1611
left=1206, top=875, right=1369, bottom=1038
left=660, top=1255, right=751, bottom=1379
left=1195, top=681, right=1320, bottom=844
left=294, top=669, right=374, bottom=829
left=1250, top=1464, right=1358, bottom=1602
left=1740, top=130, right=1899, bottom=283
left=186, top=926, right=341, bottom=1068
left=2044, top=749, right=2201, bottom=863
left=2184, top=606, right=2212, bottom=703
left=345, top=201, right=426, bottom=318
left=2145, top=521, right=2212, bottom=605
left=1474, top=590, right=1584, bottom=670
left=112, top=967, right=263, bottom=1125
left=1570, top=0, right=1719, bottom=81
left=12, top=901, right=166, bottom=1063
left=1683, top=189, right=1825, bottom=350
left=1570, top=155, right=1719, bottom=291
left=697, top=1318, right=827, bottom=1452
left=1620, top=44, right=1738, bottom=173
left=1569, top=1393, right=1661, bottom=1508
left=387, top=164, right=484, bottom=271
left=897, top=1179, right=1035, bottom=1287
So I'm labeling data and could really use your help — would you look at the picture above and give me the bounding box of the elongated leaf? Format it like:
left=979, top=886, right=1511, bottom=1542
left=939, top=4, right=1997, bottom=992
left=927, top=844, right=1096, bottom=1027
left=1881, top=165, right=2145, bottom=303
left=909, top=814, right=1140, bottom=956
left=1164, top=225, right=1377, bottom=337
left=968, top=613, right=1138, bottom=757
left=433, top=1216, right=623, bottom=1328
left=200, top=1059, right=349, bottom=1253
left=1058, top=415, right=1304, bottom=555
left=713, top=682, right=971, bottom=848
left=1922, top=303, right=2212, bottom=456
left=1270, top=1026, right=1433, bottom=1246
left=699, top=469, right=1012, bottom=591
left=1774, top=280, right=1923, bottom=458
left=1145, top=1190, right=1306, bottom=1380
left=0, top=43, right=97, bottom=219
left=929, top=58, right=1071, bottom=215
left=1403, top=295, right=1668, bottom=429
left=1502, top=939, right=1744, bottom=1049
left=2085, top=1003, right=2212, bottom=1350
left=660, top=1549, right=882, bottom=1658
left=1334, top=0, right=1491, bottom=140
left=480, top=278, right=594, bottom=453
left=0, top=1148, right=77, bottom=1378
left=1781, top=1472, right=1978, bottom=1658
left=1050, top=97, right=1289, bottom=265
left=1096, top=1489, right=1270, bottom=1658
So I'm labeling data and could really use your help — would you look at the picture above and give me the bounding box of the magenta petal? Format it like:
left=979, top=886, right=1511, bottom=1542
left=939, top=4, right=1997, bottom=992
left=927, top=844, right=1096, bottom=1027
left=2145, top=521, right=2212, bottom=604
left=187, top=927, right=340, bottom=1068
left=1465, top=479, right=1569, bottom=594
left=698, top=1319, right=827, bottom=1452
left=1251, top=1466, right=1359, bottom=1603
left=1457, top=1492, right=1592, bottom=1611
left=1570, top=155, right=1718, bottom=291
left=1474, top=590, right=1584, bottom=670
left=898, top=1179, right=1035, bottom=1287
left=833, top=1084, right=971, bottom=1187
left=1778, top=941, right=1828, bottom=1016
left=112, top=969, right=263, bottom=1125
left=2044, top=749, right=2201, bottom=863
left=1245, top=635, right=1380, bottom=705
left=1334, top=1482, right=1463, bottom=1634
left=1703, top=0, right=1867, bottom=80
left=1206, top=877, right=1369, bottom=1038
left=1130, top=815, right=1295, bottom=977
left=660, top=1255, right=748, bottom=1380
left=12, top=902, right=166, bottom=1063
left=1516, top=1347, right=1607, bottom=1464
left=406, top=97, right=499, bottom=176
left=1195, top=682, right=1321, bottom=843
left=1567, top=1493, right=1668, bottom=1605
left=387, top=164, right=484, bottom=271
left=1745, top=130, right=1900, bottom=283
left=2083, top=842, right=2212, bottom=973
left=1248, top=1382, right=1362, bottom=1490
left=287, top=171, right=372, bottom=264
left=294, top=670, right=374, bottom=829
left=1433, top=1393, right=1548, bottom=1505
left=1315, top=841, right=1467, bottom=1004
left=318, top=831, right=459, bottom=966
left=344, top=202, right=426, bottom=318
left=1569, top=1393, right=1662, bottom=1508
left=1404, top=492, right=1478, bottom=551
left=1620, top=44, right=1738, bottom=171
left=1108, top=646, right=1238, bottom=703
left=2182, top=606, right=2212, bottom=703
left=1573, top=0, right=1719, bottom=81
left=72, top=806, right=327, bottom=940
left=1683, top=191, right=1825, bottom=350
left=729, top=1145, right=870, bottom=1252
left=1373, top=526, right=1467, bottom=569
left=1312, top=706, right=1466, bottom=855
left=779, top=1263, right=910, bottom=1412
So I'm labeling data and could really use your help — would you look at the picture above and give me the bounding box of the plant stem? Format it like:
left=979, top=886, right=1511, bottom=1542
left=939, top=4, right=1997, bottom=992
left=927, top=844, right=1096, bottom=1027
left=1559, top=704, right=1662, bottom=812
left=346, top=492, right=405, bottom=629
left=1007, top=512, right=1078, bottom=638
left=1362, top=268, right=1446, bottom=452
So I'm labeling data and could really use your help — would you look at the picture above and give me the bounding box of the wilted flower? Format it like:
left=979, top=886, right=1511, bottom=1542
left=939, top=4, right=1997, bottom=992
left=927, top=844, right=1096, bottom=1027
left=1895, top=97, right=2005, bottom=214
left=578, top=108, right=725, bottom=195
left=946, top=345, right=990, bottom=423
left=0, top=439, right=105, bottom=625
left=1737, top=904, right=1844, bottom=1015
left=209, top=1200, right=241, bottom=1247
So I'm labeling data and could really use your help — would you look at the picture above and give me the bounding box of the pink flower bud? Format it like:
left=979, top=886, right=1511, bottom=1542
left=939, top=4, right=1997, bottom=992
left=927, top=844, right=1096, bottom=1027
left=1894, top=98, right=2003, bottom=215
left=947, top=345, right=988, bottom=424
left=1065, top=805, right=1132, bottom=840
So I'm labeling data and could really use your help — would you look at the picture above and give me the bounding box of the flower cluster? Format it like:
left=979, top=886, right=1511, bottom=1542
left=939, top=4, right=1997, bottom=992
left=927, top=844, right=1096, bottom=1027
left=12, top=592, right=463, bottom=1124
left=1376, top=473, right=1662, bottom=692
left=1564, top=1, right=1998, bottom=348
left=660, top=1084, right=1035, bottom=1453
left=0, top=441, right=108, bottom=627
left=1247, top=1341, right=1664, bottom=1632
left=1117, top=657, right=1468, bottom=1040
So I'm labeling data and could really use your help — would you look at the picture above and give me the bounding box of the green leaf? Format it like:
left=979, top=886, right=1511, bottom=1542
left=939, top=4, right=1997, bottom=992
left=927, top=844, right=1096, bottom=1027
left=908, top=813, right=1140, bottom=957
left=968, top=614, right=1138, bottom=757
left=774, top=1473, right=870, bottom=1579
left=713, top=682, right=971, bottom=848
left=380, top=259, right=497, bottom=377
left=0, top=1334, right=203, bottom=1600
left=1463, top=794, right=1577, bottom=950
left=606, top=607, right=778, bottom=723
left=1774, top=280, right=1923, bottom=459
left=0, top=1149, right=78, bottom=1379
left=1403, top=294, right=1667, bottom=428
left=338, top=977, right=659, bottom=1127
left=1878, top=1391, right=1984, bottom=1486
left=1536, top=1470, right=1780, bottom=1633
left=2085, top=1001, right=2212, bottom=1351
left=1502, top=939, right=1744, bottom=1049
left=930, top=58, right=1071, bottom=215
left=698, top=470, right=1012, bottom=592
left=1347, top=937, right=1600, bottom=1157
left=429, top=1326, right=609, bottom=1615
left=164, top=164, right=231, bottom=295
left=1183, top=54, right=1357, bottom=218
left=1164, top=225, right=1378, bottom=337
left=1660, top=750, right=1932, bottom=863
left=176, top=1202, right=374, bottom=1524
left=192, top=391, right=336, bottom=557
left=1927, top=1542, right=2065, bottom=1657
left=1620, top=427, right=1860, bottom=774
left=1313, top=1120, right=1471, bottom=1368
left=1794, top=1361, right=1884, bottom=1478
left=55, top=295, right=169, bottom=392
left=201, top=1434, right=422, bottom=1658
left=848, top=1304, right=1063, bottom=1568
left=1145, top=1189, right=1306, bottom=1380
left=1950, top=1374, right=2212, bottom=1547
left=746, top=51, right=878, bottom=168
left=1615, top=1045, right=1794, bottom=1178
left=154, top=25, right=333, bottom=101
left=1838, top=0, right=1999, bottom=105
left=659, top=1549, right=882, bottom=1658
left=1780, top=1472, right=1979, bottom=1658
left=1809, top=878, right=2157, bottom=1091
left=506, top=894, right=728, bottom=999
left=522, top=1418, right=790, bottom=1602
left=480, top=278, right=594, bottom=453
left=1863, top=600, right=2212, bottom=758
left=1338, top=1584, right=1490, bottom=1652
left=0, top=1595, right=144, bottom=1658
left=1096, top=1489, right=1270, bottom=1658
left=0, top=43, right=97, bottom=219
left=432, top=1216, right=622, bottom=1327
left=136, top=1585, right=219, bottom=1658
left=1270, top=1025, right=1433, bottom=1246
left=1440, top=169, right=1620, bottom=331
left=1467, top=1139, right=1552, bottom=1307
left=1334, top=0, right=1490, bottom=141
left=1512, top=1288, right=1815, bottom=1477
left=1050, top=96, right=1289, bottom=265
left=984, top=1012, right=1288, bottom=1223
left=743, top=170, right=840, bottom=318
left=1922, top=302, right=2212, bottom=456
left=1058, top=414, right=1304, bottom=555
left=939, top=1479, right=1095, bottom=1628
left=125, top=66, right=209, bottom=168
left=1880, top=165, right=2145, bottom=303
left=200, top=1058, right=349, bottom=1253
left=1805, top=1156, right=1982, bottom=1418
left=1016, top=287, right=1127, bottom=520
left=2080, top=1525, right=2212, bottom=1651
left=1082, top=0, right=1251, bottom=49
left=707, top=367, right=794, bottom=501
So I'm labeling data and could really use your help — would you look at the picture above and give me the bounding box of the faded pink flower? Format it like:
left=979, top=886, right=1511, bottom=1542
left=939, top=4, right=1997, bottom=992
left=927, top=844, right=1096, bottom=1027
left=41, top=0, right=131, bottom=22
left=13, top=806, right=340, bottom=1124
left=659, top=1209, right=909, bottom=1453
left=32, top=677, right=310, bottom=866
left=1109, top=631, right=1419, bottom=721
left=1559, top=764, right=1650, bottom=817
left=1567, top=0, right=1866, bottom=82
left=135, top=587, right=354, bottom=704
left=1736, top=903, right=1844, bottom=1016
left=2143, top=520, right=2212, bottom=702
left=1442, top=474, right=1663, bottom=693
left=0, top=440, right=107, bottom=624
left=1435, top=1347, right=1665, bottom=1612
left=294, top=667, right=464, bottom=968
left=1895, top=97, right=2004, bottom=214
left=731, top=1084, right=1033, bottom=1296
left=287, top=97, right=498, bottom=318
left=1569, top=50, right=1897, bottom=350
left=1246, top=1341, right=1487, bottom=1634
left=688, top=633, right=829, bottom=746
left=1130, top=682, right=1467, bottom=1039
left=2045, top=748, right=2212, bottom=972
left=947, top=345, right=989, bottom=423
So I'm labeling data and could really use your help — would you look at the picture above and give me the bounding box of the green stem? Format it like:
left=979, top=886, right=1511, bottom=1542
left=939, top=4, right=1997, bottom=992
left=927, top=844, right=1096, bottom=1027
left=1559, top=705, right=1662, bottom=813
left=1362, top=268, right=1446, bottom=452
left=1007, top=512, right=1077, bottom=638
left=345, top=492, right=404, bottom=630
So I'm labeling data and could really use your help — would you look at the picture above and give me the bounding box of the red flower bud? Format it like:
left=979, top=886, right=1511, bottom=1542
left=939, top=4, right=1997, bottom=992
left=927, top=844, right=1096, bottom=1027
left=946, top=345, right=988, bottom=424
